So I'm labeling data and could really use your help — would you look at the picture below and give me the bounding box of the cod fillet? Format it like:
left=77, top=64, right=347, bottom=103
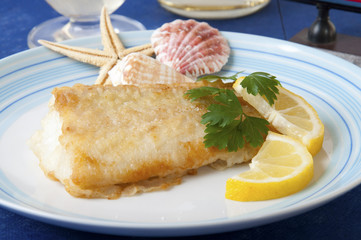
left=29, top=83, right=259, bottom=199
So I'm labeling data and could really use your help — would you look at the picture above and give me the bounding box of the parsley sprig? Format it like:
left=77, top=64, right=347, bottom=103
left=185, top=71, right=281, bottom=152
left=241, top=72, right=281, bottom=105
left=198, top=71, right=282, bottom=105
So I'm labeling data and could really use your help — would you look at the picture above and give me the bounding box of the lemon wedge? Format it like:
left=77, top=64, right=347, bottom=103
left=233, top=77, right=324, bottom=156
left=225, top=131, right=313, bottom=201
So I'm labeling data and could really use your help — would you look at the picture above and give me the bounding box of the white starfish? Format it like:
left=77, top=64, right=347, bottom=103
left=38, top=7, right=154, bottom=85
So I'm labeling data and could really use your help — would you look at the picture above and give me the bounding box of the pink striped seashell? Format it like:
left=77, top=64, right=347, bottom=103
left=151, top=19, right=231, bottom=79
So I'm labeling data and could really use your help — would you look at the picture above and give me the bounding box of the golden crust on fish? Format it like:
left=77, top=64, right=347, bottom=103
left=29, top=83, right=259, bottom=199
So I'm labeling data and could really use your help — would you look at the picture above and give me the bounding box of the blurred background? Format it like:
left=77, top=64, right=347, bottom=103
left=1, top=0, right=361, bottom=58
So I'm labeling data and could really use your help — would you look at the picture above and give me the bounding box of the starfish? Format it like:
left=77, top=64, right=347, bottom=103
left=38, top=7, right=154, bottom=85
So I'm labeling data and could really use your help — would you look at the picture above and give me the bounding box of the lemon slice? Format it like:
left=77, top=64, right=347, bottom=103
left=233, top=77, right=324, bottom=156
left=225, top=131, right=313, bottom=201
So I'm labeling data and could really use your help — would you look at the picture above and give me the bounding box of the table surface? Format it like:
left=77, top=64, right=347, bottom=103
left=1, top=0, right=361, bottom=239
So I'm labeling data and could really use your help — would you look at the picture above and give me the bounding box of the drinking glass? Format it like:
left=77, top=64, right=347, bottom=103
left=28, top=0, right=146, bottom=48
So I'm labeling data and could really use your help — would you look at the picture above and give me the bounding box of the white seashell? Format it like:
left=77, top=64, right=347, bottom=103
left=107, top=53, right=195, bottom=86
left=151, top=19, right=230, bottom=79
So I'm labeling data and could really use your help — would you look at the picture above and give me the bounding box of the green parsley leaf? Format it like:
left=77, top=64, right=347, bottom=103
left=201, top=89, right=243, bottom=127
left=241, top=116, right=270, bottom=147
left=240, top=72, right=282, bottom=105
left=197, top=71, right=243, bottom=82
left=185, top=85, right=270, bottom=152
left=203, top=120, right=245, bottom=151
left=184, top=71, right=280, bottom=152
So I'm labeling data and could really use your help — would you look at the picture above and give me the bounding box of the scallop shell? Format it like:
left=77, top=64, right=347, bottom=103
left=151, top=19, right=230, bottom=79
left=107, top=53, right=195, bottom=86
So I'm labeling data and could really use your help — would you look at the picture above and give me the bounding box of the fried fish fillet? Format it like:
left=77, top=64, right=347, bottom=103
left=29, top=83, right=260, bottom=199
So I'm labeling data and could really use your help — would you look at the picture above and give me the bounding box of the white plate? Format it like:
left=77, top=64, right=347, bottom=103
left=1, top=31, right=361, bottom=237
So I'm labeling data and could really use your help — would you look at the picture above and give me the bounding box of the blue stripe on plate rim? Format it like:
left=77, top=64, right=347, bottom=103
left=0, top=31, right=361, bottom=235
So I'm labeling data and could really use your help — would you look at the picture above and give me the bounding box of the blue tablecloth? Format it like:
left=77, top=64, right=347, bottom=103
left=1, top=0, right=361, bottom=239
